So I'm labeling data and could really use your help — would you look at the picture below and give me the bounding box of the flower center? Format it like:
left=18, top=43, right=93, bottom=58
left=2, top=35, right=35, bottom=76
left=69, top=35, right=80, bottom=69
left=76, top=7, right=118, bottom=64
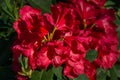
left=42, top=27, right=57, bottom=43
left=83, top=19, right=87, bottom=29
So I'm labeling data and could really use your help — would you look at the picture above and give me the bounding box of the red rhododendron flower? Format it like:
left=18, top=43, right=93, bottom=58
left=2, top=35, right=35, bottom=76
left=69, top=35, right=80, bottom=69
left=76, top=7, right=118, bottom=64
left=84, top=60, right=96, bottom=80
left=13, top=5, right=49, bottom=44
left=44, top=3, right=77, bottom=32
left=46, top=41, right=70, bottom=67
left=36, top=40, right=70, bottom=68
left=89, top=0, right=106, bottom=7
left=91, top=9, right=119, bottom=69
left=64, top=59, right=85, bottom=78
left=11, top=0, right=119, bottom=80
left=64, top=59, right=96, bottom=80
left=35, top=46, right=51, bottom=69
left=64, top=36, right=88, bottom=58
left=12, top=40, right=36, bottom=70
left=95, top=51, right=118, bottom=69
left=67, top=0, right=101, bottom=28
left=17, top=74, right=28, bottom=80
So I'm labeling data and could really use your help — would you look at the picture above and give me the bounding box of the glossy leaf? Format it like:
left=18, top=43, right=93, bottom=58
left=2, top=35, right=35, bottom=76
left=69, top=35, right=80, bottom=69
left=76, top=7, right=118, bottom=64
left=85, top=49, right=98, bottom=62
left=53, top=66, right=63, bottom=80
left=114, top=64, right=120, bottom=78
left=30, top=70, right=44, bottom=80
left=109, top=66, right=118, bottom=80
left=105, top=0, right=115, bottom=7
left=41, top=68, right=54, bottom=80
left=74, top=74, right=89, bottom=80
left=27, top=0, right=52, bottom=13
left=97, top=68, right=107, bottom=80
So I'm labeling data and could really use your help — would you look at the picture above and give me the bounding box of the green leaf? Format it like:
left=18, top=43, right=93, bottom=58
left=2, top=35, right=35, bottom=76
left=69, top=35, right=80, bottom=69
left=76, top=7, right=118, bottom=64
left=115, top=15, right=120, bottom=27
left=13, top=1, right=19, bottom=20
left=53, top=66, right=63, bottom=80
left=4, top=0, right=12, bottom=12
left=24, top=57, right=28, bottom=69
left=30, top=70, right=44, bottom=80
left=1, top=6, right=14, bottom=19
left=27, top=0, right=52, bottom=13
left=115, top=12, right=120, bottom=50
left=114, top=64, right=120, bottom=78
left=19, top=0, right=25, bottom=8
left=18, top=54, right=24, bottom=68
left=109, top=66, right=118, bottom=80
left=85, top=49, right=98, bottom=62
left=42, top=68, right=54, bottom=80
left=105, top=0, right=115, bottom=7
left=74, top=74, right=89, bottom=80
left=97, top=68, right=107, bottom=80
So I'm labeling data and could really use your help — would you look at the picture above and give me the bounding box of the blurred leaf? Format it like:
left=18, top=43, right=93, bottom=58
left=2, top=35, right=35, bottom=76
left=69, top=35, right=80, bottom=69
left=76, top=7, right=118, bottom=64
left=117, top=9, right=120, bottom=17
left=97, top=68, right=107, bottom=80
left=109, top=66, right=118, bottom=80
left=27, top=0, right=52, bottom=13
left=41, top=68, right=54, bottom=80
left=30, top=70, right=44, bottom=80
left=105, top=0, right=115, bottom=7
left=115, top=15, right=120, bottom=27
left=18, top=54, right=24, bottom=69
left=114, top=64, right=120, bottom=78
left=0, top=27, right=13, bottom=38
left=19, top=0, right=25, bottom=8
left=74, top=74, right=89, bottom=80
left=111, top=0, right=120, bottom=10
left=1, top=6, right=14, bottom=19
left=62, top=74, right=69, bottom=80
left=24, top=57, right=28, bottom=69
left=4, top=0, right=13, bottom=12
left=53, top=66, right=63, bottom=80
left=116, top=16, right=120, bottom=49
left=85, top=49, right=98, bottom=62
left=0, top=0, right=20, bottom=20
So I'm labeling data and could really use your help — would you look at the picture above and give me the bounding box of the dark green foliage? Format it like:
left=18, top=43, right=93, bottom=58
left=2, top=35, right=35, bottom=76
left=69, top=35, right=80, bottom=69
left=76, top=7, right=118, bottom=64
left=74, top=74, right=89, bottom=80
left=85, top=49, right=98, bottom=62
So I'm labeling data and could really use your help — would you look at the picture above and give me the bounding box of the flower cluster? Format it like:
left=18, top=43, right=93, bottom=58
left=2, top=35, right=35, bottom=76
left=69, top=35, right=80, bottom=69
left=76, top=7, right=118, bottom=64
left=12, top=0, right=119, bottom=80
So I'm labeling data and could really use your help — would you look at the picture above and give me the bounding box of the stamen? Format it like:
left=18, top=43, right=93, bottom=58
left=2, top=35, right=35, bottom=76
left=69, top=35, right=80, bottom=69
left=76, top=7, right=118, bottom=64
left=83, top=19, right=87, bottom=29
